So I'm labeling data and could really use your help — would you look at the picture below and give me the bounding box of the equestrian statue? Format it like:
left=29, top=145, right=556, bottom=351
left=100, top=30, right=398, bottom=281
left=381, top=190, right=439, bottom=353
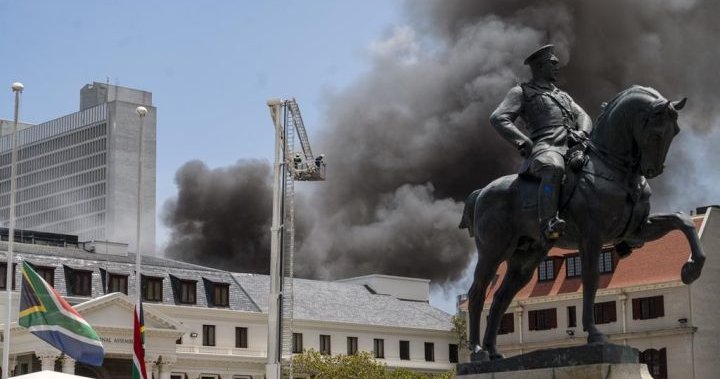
left=459, top=44, right=706, bottom=361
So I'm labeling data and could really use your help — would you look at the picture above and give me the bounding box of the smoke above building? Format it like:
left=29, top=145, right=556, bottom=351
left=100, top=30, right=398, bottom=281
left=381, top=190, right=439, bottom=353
left=163, top=0, right=720, bottom=286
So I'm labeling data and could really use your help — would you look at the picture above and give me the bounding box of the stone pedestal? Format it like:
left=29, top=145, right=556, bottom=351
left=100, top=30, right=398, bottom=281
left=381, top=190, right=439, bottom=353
left=457, top=363, right=652, bottom=378
left=457, top=344, right=649, bottom=378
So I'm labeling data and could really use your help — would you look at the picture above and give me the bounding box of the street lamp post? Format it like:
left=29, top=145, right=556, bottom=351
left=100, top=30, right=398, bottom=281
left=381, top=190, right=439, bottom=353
left=3, top=82, right=24, bottom=379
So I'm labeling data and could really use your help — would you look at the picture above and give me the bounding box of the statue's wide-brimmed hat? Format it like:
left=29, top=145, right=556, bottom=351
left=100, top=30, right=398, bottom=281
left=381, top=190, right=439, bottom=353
left=524, top=44, right=555, bottom=65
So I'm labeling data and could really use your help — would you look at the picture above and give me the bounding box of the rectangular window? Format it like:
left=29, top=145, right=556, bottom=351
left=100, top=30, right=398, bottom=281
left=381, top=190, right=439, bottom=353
left=538, top=259, right=555, bottom=281
left=235, top=327, right=248, bottom=348
left=347, top=337, right=358, bottom=355
left=399, top=340, right=410, bottom=360
left=449, top=344, right=459, bottom=363
left=320, top=335, right=331, bottom=355
left=108, top=274, right=128, bottom=294
left=594, top=301, right=617, bottom=324
left=567, top=306, right=577, bottom=328
left=292, top=333, right=303, bottom=354
left=498, top=313, right=515, bottom=335
left=143, top=276, right=163, bottom=302
left=528, top=308, right=558, bottom=331
left=70, top=270, right=92, bottom=296
left=213, top=283, right=230, bottom=306
left=424, top=342, right=435, bottom=362
left=36, top=266, right=55, bottom=287
left=202, top=325, right=216, bottom=346
left=640, top=348, right=668, bottom=379
left=633, top=296, right=665, bottom=320
left=180, top=280, right=197, bottom=304
left=598, top=250, right=614, bottom=273
left=0, top=263, right=16, bottom=290
left=373, top=338, right=385, bottom=359
left=566, top=255, right=582, bottom=277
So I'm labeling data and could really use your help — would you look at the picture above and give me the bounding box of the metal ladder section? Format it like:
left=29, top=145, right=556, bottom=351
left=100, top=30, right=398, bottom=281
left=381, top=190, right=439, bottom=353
left=287, top=98, right=314, bottom=161
left=281, top=103, right=296, bottom=369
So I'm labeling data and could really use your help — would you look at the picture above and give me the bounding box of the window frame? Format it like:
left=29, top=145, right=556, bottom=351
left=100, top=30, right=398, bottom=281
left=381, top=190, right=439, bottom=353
left=528, top=308, right=558, bottom=331
left=424, top=342, right=435, bottom=362
left=292, top=333, right=303, bottom=354
left=320, top=334, right=331, bottom=355
left=449, top=344, right=459, bottom=363
left=70, top=269, right=93, bottom=296
left=235, top=327, right=248, bottom=348
left=35, top=266, right=55, bottom=287
left=594, top=300, right=617, bottom=324
left=633, top=296, right=665, bottom=320
left=0, top=263, right=16, bottom=290
left=179, top=280, right=197, bottom=304
left=598, top=249, right=615, bottom=273
left=202, top=324, right=216, bottom=347
left=566, top=254, right=582, bottom=278
left=537, top=258, right=556, bottom=281
left=640, top=347, right=667, bottom=379
left=142, top=275, right=163, bottom=302
left=212, top=283, right=230, bottom=307
left=498, top=313, right=515, bottom=335
left=347, top=336, right=358, bottom=355
left=399, top=340, right=410, bottom=360
left=373, top=338, right=385, bottom=359
left=567, top=306, right=577, bottom=328
left=108, top=273, right=128, bottom=295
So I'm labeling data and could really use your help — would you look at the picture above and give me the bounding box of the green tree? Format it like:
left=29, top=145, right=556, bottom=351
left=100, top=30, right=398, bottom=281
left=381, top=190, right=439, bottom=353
left=290, top=350, right=454, bottom=379
left=451, top=314, right=467, bottom=348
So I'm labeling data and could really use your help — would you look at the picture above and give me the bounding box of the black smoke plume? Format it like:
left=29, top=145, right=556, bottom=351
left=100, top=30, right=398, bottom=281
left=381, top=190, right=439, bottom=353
left=162, top=160, right=273, bottom=273
left=164, top=0, right=720, bottom=286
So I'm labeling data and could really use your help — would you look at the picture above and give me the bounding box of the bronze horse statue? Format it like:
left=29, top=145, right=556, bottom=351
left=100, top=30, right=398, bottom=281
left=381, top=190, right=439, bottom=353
left=460, top=85, right=706, bottom=360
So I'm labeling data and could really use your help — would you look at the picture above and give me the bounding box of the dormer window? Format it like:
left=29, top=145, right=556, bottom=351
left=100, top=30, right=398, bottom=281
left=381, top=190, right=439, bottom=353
left=180, top=280, right=197, bottom=304
left=142, top=275, right=163, bottom=302
left=213, top=283, right=229, bottom=307
left=203, top=278, right=230, bottom=307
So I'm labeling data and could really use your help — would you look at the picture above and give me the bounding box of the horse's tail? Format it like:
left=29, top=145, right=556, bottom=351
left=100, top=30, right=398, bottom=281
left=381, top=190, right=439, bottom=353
left=459, top=188, right=482, bottom=238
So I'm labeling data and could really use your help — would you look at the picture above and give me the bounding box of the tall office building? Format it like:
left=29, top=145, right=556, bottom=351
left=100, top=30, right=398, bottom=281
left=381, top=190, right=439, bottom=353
left=0, top=82, right=156, bottom=255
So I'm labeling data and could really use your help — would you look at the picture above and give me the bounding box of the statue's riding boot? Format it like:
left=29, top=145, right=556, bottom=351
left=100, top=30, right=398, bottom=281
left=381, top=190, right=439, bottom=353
left=538, top=166, right=566, bottom=240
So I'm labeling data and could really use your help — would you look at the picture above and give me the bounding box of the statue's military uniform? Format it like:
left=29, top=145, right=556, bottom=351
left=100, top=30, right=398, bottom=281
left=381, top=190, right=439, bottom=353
left=489, top=44, right=592, bottom=239
left=517, top=81, right=578, bottom=174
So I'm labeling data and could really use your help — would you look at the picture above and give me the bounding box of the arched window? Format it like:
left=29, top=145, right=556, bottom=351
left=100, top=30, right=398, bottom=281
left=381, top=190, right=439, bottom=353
left=639, top=348, right=667, bottom=379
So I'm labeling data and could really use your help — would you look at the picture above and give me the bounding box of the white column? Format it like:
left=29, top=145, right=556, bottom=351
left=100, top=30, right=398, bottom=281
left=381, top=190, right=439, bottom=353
left=61, top=356, right=75, bottom=374
left=157, top=355, right=177, bottom=379
left=7, top=356, right=17, bottom=377
left=619, top=292, right=628, bottom=345
left=36, top=351, right=60, bottom=372
left=514, top=304, right=524, bottom=352
left=145, top=356, right=157, bottom=379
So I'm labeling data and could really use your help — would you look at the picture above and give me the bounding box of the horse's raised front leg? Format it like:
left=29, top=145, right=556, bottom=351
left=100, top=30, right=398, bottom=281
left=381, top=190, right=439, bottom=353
left=580, top=236, right=607, bottom=344
left=483, top=244, right=548, bottom=360
left=623, top=212, right=705, bottom=284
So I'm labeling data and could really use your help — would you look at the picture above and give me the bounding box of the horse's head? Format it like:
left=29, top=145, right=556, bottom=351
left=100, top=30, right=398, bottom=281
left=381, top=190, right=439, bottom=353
left=633, top=97, right=686, bottom=178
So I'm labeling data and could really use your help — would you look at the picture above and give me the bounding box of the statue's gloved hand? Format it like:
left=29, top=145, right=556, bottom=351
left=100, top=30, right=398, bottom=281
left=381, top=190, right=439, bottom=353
left=518, top=139, right=533, bottom=158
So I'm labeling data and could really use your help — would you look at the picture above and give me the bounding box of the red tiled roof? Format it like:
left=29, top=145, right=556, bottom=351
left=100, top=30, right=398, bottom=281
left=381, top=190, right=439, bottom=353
left=463, top=216, right=706, bottom=306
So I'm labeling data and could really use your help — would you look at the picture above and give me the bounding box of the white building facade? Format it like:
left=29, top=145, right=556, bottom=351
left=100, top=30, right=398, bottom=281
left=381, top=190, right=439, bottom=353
left=0, top=234, right=457, bottom=378
left=461, top=206, right=720, bottom=379
left=0, top=82, right=156, bottom=254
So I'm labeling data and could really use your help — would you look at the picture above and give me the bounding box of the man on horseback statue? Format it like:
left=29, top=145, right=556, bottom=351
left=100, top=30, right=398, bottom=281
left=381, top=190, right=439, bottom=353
left=459, top=43, right=705, bottom=364
left=490, top=44, right=592, bottom=240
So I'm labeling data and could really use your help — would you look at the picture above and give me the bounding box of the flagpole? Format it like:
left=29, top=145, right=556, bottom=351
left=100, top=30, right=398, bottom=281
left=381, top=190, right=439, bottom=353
left=134, top=106, right=147, bottom=305
left=3, top=82, right=24, bottom=379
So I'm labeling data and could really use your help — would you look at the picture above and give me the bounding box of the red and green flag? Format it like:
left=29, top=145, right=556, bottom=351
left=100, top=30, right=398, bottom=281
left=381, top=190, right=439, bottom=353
left=19, top=260, right=105, bottom=366
left=132, top=301, right=147, bottom=379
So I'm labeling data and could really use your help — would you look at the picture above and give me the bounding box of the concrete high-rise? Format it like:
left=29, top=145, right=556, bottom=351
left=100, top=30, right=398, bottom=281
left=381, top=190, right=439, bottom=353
left=0, top=82, right=156, bottom=255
